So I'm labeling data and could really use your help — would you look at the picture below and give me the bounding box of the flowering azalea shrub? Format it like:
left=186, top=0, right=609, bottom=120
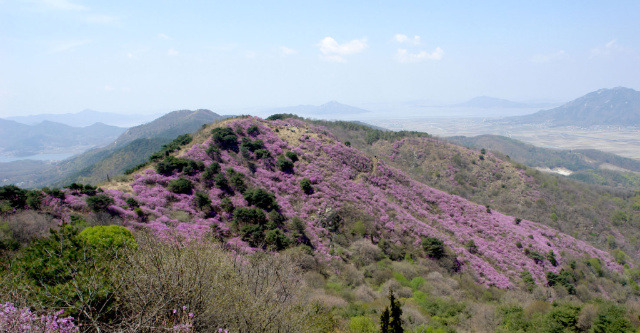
left=0, top=303, right=79, bottom=333
left=36, top=117, right=623, bottom=288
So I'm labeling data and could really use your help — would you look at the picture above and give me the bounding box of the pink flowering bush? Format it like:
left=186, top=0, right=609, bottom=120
left=0, top=303, right=79, bottom=333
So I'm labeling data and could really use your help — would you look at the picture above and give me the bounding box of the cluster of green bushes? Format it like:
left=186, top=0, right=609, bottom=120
left=156, top=156, right=204, bottom=176
left=211, top=127, right=239, bottom=152
left=65, top=183, right=98, bottom=196
left=125, top=134, right=195, bottom=175
left=149, top=134, right=193, bottom=161
left=240, top=137, right=270, bottom=159
left=0, top=185, right=45, bottom=212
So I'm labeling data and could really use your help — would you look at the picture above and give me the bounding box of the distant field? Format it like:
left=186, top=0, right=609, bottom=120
left=368, top=117, right=640, bottom=160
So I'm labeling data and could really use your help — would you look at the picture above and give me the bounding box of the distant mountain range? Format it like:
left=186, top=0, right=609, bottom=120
left=6, top=109, right=160, bottom=127
left=0, top=109, right=226, bottom=187
left=452, top=96, right=553, bottom=109
left=264, top=101, right=369, bottom=117
left=509, top=87, right=640, bottom=126
left=0, top=119, right=125, bottom=158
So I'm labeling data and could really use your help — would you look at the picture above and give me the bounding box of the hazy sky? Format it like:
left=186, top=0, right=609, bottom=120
left=1, top=0, right=639, bottom=116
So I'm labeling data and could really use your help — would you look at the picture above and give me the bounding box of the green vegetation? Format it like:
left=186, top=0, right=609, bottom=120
left=300, top=177, right=314, bottom=194
left=86, top=194, right=114, bottom=212
left=244, top=188, right=279, bottom=211
left=156, top=156, right=204, bottom=176
left=380, top=291, right=403, bottom=333
left=277, top=155, right=295, bottom=173
left=65, top=183, right=98, bottom=195
left=79, top=225, right=137, bottom=250
left=211, top=127, right=239, bottom=151
left=167, top=177, right=194, bottom=194
left=286, top=151, right=299, bottom=162
left=421, top=237, right=445, bottom=259
left=149, top=134, right=192, bottom=161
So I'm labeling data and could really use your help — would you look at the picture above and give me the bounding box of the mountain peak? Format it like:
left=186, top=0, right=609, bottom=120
left=454, top=96, right=531, bottom=108
left=512, top=87, right=640, bottom=126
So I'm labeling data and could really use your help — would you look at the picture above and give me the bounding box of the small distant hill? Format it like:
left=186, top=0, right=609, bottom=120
left=0, top=109, right=227, bottom=187
left=265, top=101, right=369, bottom=117
left=453, top=96, right=535, bottom=108
left=510, top=87, right=640, bottom=126
left=7, top=109, right=160, bottom=127
left=0, top=119, right=125, bottom=157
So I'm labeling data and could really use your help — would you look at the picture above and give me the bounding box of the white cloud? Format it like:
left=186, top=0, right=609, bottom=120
left=317, top=36, right=367, bottom=62
left=38, top=0, right=87, bottom=11
left=280, top=46, right=298, bottom=56
left=157, top=33, right=172, bottom=40
left=49, top=39, right=91, bottom=53
left=396, top=47, right=444, bottom=63
left=167, top=48, right=179, bottom=56
left=104, top=85, right=115, bottom=92
left=530, top=50, right=568, bottom=63
left=590, top=39, right=628, bottom=58
left=394, top=34, right=421, bottom=45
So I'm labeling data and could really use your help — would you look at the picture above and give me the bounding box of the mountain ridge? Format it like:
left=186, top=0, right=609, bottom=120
left=0, top=119, right=126, bottom=158
left=508, top=87, right=640, bottom=126
left=89, top=116, right=621, bottom=288
left=6, top=109, right=161, bottom=127
left=264, top=101, right=369, bottom=117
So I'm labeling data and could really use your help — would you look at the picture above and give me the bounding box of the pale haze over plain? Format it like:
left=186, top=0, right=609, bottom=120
left=1, top=0, right=639, bottom=117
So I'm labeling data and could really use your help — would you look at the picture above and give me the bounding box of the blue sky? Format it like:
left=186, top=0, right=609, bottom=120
left=1, top=0, right=639, bottom=116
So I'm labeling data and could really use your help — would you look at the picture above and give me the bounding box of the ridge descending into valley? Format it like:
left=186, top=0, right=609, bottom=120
left=314, top=119, right=640, bottom=263
left=36, top=117, right=621, bottom=286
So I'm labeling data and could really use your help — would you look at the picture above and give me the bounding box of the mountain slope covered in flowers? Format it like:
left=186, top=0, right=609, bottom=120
left=313, top=120, right=640, bottom=263
left=44, top=116, right=622, bottom=288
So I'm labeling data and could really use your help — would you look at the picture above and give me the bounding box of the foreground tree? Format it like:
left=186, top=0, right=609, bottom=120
left=380, top=290, right=403, bottom=333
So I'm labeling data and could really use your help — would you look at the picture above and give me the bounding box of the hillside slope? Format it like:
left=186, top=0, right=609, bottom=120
left=308, top=120, right=640, bottom=262
left=510, top=87, right=640, bottom=126
left=448, top=134, right=640, bottom=172
left=111, top=109, right=223, bottom=148
left=43, top=117, right=622, bottom=288
left=447, top=134, right=640, bottom=189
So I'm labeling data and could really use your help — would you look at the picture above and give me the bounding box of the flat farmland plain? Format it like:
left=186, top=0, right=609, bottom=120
left=367, top=117, right=640, bottom=161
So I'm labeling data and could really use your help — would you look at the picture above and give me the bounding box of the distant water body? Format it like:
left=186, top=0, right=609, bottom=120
left=0, top=153, right=76, bottom=163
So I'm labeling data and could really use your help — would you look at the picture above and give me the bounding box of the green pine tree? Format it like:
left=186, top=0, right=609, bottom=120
left=389, top=291, right=403, bottom=333
left=380, top=307, right=390, bottom=333
left=380, top=290, right=403, bottom=333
